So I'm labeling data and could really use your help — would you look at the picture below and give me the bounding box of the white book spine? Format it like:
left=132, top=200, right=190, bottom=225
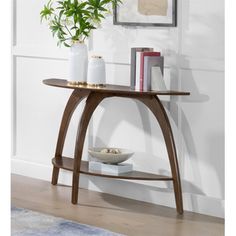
left=135, top=52, right=141, bottom=90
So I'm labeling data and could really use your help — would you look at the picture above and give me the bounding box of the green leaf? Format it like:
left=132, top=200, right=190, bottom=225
left=40, top=0, right=123, bottom=47
left=64, top=42, right=70, bottom=47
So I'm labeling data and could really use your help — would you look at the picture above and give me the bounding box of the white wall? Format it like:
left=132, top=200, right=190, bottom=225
left=12, top=0, right=224, bottom=218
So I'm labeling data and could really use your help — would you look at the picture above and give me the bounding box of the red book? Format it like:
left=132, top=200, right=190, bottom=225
left=140, top=52, right=161, bottom=90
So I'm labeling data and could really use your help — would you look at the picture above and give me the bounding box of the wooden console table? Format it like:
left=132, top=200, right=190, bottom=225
left=43, top=78, right=190, bottom=214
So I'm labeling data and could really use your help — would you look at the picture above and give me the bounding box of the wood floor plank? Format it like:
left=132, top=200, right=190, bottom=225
left=11, top=174, right=224, bottom=236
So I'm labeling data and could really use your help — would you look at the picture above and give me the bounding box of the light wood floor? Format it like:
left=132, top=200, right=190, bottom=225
left=11, top=174, right=224, bottom=236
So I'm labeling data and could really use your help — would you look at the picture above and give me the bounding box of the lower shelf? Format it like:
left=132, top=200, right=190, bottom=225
left=52, top=157, right=173, bottom=181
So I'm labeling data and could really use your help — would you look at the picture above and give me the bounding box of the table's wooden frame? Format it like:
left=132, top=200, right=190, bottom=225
left=43, top=79, right=190, bottom=214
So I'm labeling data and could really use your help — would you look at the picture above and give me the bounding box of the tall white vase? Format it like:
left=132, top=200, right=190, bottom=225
left=69, top=42, right=88, bottom=82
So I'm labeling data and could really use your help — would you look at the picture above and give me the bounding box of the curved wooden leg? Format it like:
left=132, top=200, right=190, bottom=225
left=138, top=95, right=183, bottom=214
left=52, top=89, right=89, bottom=185
left=71, top=92, right=108, bottom=204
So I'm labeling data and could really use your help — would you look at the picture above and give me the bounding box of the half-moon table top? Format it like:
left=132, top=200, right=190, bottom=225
left=43, top=79, right=190, bottom=96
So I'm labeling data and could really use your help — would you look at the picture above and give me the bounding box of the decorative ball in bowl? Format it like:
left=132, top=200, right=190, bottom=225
left=88, top=148, right=134, bottom=164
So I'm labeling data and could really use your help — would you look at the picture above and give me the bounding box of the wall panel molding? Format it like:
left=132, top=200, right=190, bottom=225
left=13, top=45, right=224, bottom=72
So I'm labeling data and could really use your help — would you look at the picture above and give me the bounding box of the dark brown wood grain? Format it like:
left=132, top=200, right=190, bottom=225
left=43, top=79, right=190, bottom=96
left=52, top=157, right=173, bottom=181
left=44, top=78, right=190, bottom=214
left=72, top=92, right=110, bottom=204
left=137, top=95, right=183, bottom=214
left=51, top=89, right=89, bottom=185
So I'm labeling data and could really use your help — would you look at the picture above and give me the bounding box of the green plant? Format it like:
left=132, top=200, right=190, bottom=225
left=40, top=0, right=122, bottom=47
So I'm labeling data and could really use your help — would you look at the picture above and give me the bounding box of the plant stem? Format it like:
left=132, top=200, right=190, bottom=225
left=64, top=25, right=72, bottom=37
left=82, top=35, right=87, bottom=42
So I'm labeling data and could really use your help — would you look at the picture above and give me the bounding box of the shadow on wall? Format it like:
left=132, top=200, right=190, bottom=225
left=88, top=73, right=209, bottom=187
left=84, top=57, right=225, bottom=215
left=169, top=54, right=210, bottom=212
left=83, top=0, right=224, bottom=215
left=168, top=54, right=224, bottom=211
left=84, top=176, right=217, bottom=222
left=85, top=61, right=223, bottom=215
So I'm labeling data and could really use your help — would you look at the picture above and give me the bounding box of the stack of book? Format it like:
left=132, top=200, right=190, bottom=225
left=130, top=47, right=164, bottom=91
left=89, top=161, right=133, bottom=174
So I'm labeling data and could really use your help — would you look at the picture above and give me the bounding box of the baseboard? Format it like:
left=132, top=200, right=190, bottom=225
left=11, top=157, right=224, bottom=218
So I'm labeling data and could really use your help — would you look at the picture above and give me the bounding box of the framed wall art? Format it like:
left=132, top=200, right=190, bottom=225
left=113, top=0, right=177, bottom=27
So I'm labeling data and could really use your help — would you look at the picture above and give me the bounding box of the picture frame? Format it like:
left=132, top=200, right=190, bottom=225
left=113, top=0, right=177, bottom=27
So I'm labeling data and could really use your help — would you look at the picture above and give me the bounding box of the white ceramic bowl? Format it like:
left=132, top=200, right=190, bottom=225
left=88, top=148, right=134, bottom=164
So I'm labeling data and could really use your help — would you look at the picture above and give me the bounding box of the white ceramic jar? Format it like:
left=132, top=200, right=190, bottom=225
left=69, top=42, right=88, bottom=82
left=87, top=56, right=106, bottom=85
